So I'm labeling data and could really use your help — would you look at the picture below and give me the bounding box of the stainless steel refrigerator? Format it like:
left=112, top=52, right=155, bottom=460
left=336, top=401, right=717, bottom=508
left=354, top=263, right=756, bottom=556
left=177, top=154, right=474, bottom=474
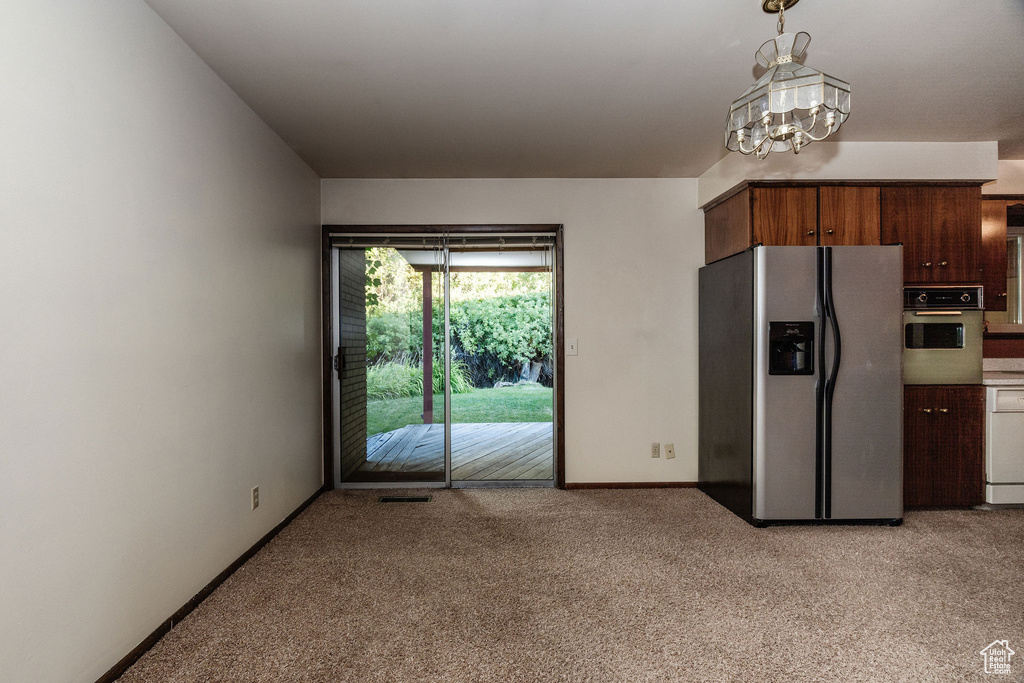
left=698, top=245, right=903, bottom=525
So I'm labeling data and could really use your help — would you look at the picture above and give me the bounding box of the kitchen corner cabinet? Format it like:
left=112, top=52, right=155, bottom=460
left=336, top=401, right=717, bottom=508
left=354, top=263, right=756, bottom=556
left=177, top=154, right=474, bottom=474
left=981, top=198, right=1010, bottom=311
left=704, top=185, right=881, bottom=264
left=903, top=385, right=984, bottom=508
left=880, top=186, right=982, bottom=285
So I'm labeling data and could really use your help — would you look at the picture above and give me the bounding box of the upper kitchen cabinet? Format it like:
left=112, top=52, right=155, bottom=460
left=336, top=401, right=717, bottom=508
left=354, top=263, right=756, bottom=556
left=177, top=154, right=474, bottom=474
left=982, top=198, right=1010, bottom=311
left=819, top=186, right=881, bottom=246
left=704, top=184, right=882, bottom=264
left=880, top=185, right=982, bottom=285
left=704, top=189, right=753, bottom=265
left=751, top=186, right=817, bottom=247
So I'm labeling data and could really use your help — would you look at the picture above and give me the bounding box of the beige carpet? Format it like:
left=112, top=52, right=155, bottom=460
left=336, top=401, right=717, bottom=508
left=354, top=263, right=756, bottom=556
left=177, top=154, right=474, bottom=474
left=118, top=489, right=1024, bottom=682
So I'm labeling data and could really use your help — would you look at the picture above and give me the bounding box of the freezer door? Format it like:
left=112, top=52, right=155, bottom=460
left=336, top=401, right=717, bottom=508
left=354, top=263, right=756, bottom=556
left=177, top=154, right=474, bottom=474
left=825, top=246, right=903, bottom=520
left=754, top=247, right=820, bottom=520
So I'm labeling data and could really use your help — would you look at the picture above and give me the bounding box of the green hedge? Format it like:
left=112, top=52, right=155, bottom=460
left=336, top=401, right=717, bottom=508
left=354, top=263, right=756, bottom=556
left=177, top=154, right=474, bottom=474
left=449, top=291, right=552, bottom=366
left=367, top=360, right=473, bottom=400
left=366, top=311, right=414, bottom=362
left=366, top=291, right=552, bottom=378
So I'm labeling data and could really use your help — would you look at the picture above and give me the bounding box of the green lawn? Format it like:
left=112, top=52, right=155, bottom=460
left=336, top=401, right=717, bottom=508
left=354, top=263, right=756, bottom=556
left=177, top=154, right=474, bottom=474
left=367, top=384, right=553, bottom=437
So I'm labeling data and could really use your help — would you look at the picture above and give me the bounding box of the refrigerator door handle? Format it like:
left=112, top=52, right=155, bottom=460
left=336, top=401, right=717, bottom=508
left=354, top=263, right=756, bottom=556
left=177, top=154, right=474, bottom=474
left=823, top=247, right=843, bottom=518
left=815, top=247, right=826, bottom=519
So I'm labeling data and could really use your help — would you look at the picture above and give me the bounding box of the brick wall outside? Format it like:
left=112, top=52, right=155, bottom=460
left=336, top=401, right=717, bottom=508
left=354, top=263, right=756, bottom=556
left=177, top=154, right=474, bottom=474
left=339, top=249, right=368, bottom=479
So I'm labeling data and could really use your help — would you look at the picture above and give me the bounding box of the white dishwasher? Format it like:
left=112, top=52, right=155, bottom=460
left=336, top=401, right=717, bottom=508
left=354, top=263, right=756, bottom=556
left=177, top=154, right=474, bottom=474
left=986, top=384, right=1024, bottom=504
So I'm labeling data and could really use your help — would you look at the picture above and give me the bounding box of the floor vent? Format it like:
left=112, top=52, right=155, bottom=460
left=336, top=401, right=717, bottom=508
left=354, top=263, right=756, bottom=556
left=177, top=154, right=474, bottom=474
left=378, top=496, right=432, bottom=503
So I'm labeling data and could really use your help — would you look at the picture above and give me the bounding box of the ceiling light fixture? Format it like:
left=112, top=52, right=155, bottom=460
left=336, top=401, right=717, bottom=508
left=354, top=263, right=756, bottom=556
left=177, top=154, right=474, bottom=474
left=725, top=0, right=851, bottom=159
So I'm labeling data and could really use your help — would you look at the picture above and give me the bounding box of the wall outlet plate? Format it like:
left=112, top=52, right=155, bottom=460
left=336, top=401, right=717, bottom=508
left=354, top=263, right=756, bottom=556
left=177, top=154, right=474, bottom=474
left=251, top=486, right=259, bottom=510
left=651, top=442, right=660, bottom=458
left=664, top=443, right=676, bottom=459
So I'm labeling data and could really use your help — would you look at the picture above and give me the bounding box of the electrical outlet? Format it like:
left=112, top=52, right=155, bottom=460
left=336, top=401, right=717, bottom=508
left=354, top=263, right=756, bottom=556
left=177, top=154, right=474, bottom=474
left=251, top=486, right=259, bottom=510
left=665, top=443, right=676, bottom=459
left=651, top=442, right=660, bottom=458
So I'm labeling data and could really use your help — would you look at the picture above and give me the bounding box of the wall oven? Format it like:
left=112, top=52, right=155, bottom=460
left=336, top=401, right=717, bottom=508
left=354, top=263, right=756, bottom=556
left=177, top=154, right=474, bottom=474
left=903, top=287, right=983, bottom=385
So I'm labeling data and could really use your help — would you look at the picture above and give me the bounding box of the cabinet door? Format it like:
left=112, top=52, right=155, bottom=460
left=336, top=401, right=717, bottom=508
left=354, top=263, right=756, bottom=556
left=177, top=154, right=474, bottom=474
left=903, top=385, right=984, bottom=507
left=752, top=187, right=818, bottom=247
left=937, top=385, right=985, bottom=506
left=933, top=186, right=981, bottom=283
left=704, top=189, right=752, bottom=264
left=903, top=385, right=938, bottom=507
left=981, top=199, right=1008, bottom=310
left=819, top=186, right=881, bottom=246
left=881, top=186, right=982, bottom=284
left=881, top=186, right=934, bottom=283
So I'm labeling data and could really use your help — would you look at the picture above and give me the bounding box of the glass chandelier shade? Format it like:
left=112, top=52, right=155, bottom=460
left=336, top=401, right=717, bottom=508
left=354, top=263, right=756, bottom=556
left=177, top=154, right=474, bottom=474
left=725, top=31, right=851, bottom=158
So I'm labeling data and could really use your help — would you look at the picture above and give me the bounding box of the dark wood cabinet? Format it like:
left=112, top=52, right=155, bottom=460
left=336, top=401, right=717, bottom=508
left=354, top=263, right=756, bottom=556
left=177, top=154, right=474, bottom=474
left=935, top=188, right=982, bottom=284
left=751, top=186, right=818, bottom=247
left=704, top=184, right=882, bottom=263
left=879, top=186, right=924, bottom=280
left=982, top=199, right=1010, bottom=311
left=704, top=190, right=752, bottom=266
left=903, top=385, right=984, bottom=508
left=819, top=186, right=881, bottom=246
left=880, top=186, right=982, bottom=284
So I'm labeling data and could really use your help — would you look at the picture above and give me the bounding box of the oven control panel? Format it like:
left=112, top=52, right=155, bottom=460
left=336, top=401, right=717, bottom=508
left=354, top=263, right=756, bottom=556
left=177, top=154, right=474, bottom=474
left=903, top=286, right=983, bottom=310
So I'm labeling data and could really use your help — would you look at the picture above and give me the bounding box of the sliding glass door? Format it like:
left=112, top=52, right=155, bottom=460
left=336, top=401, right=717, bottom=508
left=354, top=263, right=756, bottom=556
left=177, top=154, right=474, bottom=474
left=330, top=232, right=556, bottom=488
left=335, top=237, right=446, bottom=484
left=448, top=239, right=554, bottom=484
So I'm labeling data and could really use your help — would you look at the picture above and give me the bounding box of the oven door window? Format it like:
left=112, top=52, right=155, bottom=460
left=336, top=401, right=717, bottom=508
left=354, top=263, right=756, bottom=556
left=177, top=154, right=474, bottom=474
left=905, top=323, right=964, bottom=349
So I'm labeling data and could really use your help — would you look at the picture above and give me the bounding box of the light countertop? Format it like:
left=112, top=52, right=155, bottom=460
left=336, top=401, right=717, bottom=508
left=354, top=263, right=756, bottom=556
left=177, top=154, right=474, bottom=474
left=983, top=371, right=1024, bottom=386
left=983, top=359, right=1024, bottom=386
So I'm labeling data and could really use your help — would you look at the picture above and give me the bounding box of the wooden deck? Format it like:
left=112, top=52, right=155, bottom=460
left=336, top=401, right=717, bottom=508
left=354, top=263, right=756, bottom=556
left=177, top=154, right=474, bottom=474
left=358, top=422, right=553, bottom=481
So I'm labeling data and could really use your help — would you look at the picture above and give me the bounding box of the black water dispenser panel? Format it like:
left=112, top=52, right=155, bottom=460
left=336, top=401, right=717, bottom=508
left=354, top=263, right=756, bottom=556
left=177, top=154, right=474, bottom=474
left=769, top=322, right=815, bottom=375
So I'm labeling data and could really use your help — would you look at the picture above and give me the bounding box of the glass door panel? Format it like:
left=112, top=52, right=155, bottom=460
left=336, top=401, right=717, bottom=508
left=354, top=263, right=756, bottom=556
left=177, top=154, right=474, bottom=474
left=447, top=242, right=555, bottom=483
left=338, top=241, right=445, bottom=484
left=332, top=232, right=557, bottom=488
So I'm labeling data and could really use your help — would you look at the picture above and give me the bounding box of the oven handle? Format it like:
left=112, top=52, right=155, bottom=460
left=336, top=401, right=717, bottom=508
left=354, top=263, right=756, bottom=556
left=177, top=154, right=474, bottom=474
left=911, top=310, right=963, bottom=316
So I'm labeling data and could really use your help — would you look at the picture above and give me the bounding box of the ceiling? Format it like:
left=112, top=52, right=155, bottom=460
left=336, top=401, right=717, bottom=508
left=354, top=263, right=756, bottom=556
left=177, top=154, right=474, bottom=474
left=144, top=0, right=1024, bottom=178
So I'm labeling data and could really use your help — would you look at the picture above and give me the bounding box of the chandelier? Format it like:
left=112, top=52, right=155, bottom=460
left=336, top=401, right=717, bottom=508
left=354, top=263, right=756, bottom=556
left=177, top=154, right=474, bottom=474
left=725, top=0, right=851, bottom=158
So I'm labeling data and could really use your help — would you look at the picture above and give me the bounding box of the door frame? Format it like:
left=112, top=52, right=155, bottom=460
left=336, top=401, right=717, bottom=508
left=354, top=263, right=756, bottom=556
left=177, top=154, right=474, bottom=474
left=320, top=224, right=565, bottom=489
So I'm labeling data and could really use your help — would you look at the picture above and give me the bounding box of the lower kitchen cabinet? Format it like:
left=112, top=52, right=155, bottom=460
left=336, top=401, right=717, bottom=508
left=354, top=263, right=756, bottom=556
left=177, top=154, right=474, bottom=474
left=904, top=385, right=984, bottom=507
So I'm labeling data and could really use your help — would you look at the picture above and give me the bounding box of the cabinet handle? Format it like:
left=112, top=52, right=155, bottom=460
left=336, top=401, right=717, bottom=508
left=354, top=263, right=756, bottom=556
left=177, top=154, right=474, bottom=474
left=999, top=292, right=1008, bottom=298
left=921, top=408, right=933, bottom=413
left=938, top=408, right=949, bottom=413
left=806, top=230, right=816, bottom=236
left=938, top=261, right=948, bottom=267
left=824, top=229, right=834, bottom=235
left=921, top=262, right=932, bottom=268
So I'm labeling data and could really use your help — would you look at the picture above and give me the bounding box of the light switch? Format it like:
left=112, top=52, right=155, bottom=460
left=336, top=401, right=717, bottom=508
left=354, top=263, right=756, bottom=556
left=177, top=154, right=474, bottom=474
left=567, top=338, right=578, bottom=356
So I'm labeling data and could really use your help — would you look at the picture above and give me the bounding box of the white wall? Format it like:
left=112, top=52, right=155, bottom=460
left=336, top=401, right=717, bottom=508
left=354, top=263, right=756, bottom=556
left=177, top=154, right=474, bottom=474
left=984, top=160, right=1024, bottom=195
left=322, top=179, right=703, bottom=484
left=698, top=141, right=999, bottom=208
left=0, top=2, right=322, bottom=681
